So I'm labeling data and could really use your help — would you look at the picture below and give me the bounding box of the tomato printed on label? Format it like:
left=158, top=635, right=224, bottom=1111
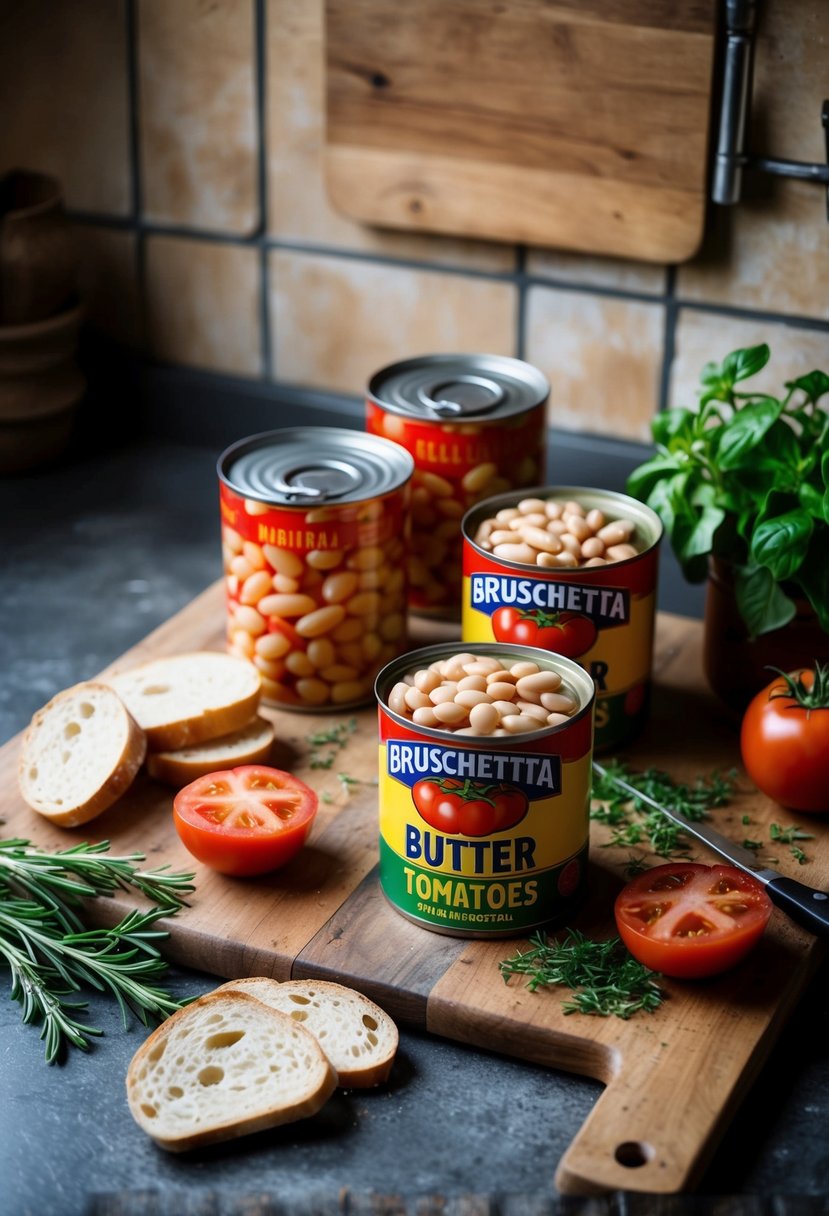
left=556, top=857, right=582, bottom=898
left=412, top=778, right=528, bottom=837
left=491, top=607, right=597, bottom=658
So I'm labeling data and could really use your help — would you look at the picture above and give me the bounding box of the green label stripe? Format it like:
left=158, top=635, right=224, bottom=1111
left=379, top=836, right=587, bottom=933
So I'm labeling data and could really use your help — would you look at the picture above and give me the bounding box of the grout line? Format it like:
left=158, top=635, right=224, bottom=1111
left=124, top=0, right=148, bottom=352
left=254, top=0, right=272, bottom=379
left=63, top=227, right=829, bottom=339
left=657, top=265, right=679, bottom=413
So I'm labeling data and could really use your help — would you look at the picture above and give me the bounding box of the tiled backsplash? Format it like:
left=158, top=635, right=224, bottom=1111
left=2, top=0, right=827, bottom=449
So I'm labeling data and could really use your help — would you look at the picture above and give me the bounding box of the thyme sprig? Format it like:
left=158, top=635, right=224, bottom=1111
left=0, top=837, right=195, bottom=1062
left=500, top=929, right=665, bottom=1019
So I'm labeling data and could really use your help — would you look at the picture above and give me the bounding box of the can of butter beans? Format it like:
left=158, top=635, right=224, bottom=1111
left=366, top=354, right=549, bottom=619
left=218, top=427, right=414, bottom=711
left=461, top=486, right=663, bottom=752
left=375, top=643, right=595, bottom=938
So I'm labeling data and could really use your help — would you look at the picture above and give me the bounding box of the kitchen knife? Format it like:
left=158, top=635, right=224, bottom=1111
left=592, top=761, right=829, bottom=937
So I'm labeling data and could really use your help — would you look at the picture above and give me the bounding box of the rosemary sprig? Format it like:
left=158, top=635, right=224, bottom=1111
left=0, top=837, right=195, bottom=1062
left=500, top=929, right=665, bottom=1019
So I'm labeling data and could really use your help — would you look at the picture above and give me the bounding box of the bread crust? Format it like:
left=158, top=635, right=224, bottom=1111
left=215, top=976, right=399, bottom=1087
left=17, top=681, right=147, bottom=827
left=146, top=715, right=275, bottom=787
left=126, top=990, right=337, bottom=1152
left=107, top=652, right=262, bottom=752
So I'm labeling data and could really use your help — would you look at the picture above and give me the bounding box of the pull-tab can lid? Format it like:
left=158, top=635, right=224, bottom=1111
left=218, top=426, right=414, bottom=507
left=368, top=354, right=549, bottom=423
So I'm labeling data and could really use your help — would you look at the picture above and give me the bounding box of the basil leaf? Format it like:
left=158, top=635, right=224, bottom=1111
left=727, top=344, right=771, bottom=383
left=823, top=449, right=829, bottom=523
left=651, top=408, right=696, bottom=448
left=785, top=370, right=829, bottom=404
left=675, top=506, right=726, bottom=563
left=750, top=510, right=813, bottom=581
left=626, top=455, right=683, bottom=503
left=799, top=483, right=825, bottom=519
left=716, top=397, right=782, bottom=470
left=733, top=563, right=796, bottom=638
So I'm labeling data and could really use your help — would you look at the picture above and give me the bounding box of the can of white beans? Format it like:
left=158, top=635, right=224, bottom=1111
left=218, top=427, right=414, bottom=711
left=366, top=354, right=549, bottom=619
left=375, top=643, right=595, bottom=938
left=461, top=486, right=663, bottom=752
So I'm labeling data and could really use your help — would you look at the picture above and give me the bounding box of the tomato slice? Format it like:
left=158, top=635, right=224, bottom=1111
left=172, top=765, right=318, bottom=877
left=614, top=862, right=773, bottom=979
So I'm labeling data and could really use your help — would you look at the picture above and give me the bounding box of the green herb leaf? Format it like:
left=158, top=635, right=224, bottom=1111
left=750, top=509, right=814, bottom=582
left=500, top=929, right=665, bottom=1019
left=786, top=370, right=829, bottom=404
left=716, top=398, right=782, bottom=470
left=732, top=562, right=797, bottom=638
left=651, top=408, right=697, bottom=448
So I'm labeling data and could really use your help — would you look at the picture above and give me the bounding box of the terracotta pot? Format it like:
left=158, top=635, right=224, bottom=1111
left=703, top=556, right=829, bottom=714
left=0, top=304, right=85, bottom=473
left=0, top=169, right=78, bottom=325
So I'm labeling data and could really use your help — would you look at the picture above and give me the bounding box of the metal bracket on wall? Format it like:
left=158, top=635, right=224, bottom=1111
left=712, top=0, right=829, bottom=220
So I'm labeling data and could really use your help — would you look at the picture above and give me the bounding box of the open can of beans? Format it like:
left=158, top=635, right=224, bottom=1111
left=218, top=427, right=414, bottom=711
left=461, top=487, right=663, bottom=752
left=366, top=354, right=549, bottom=619
left=376, top=643, right=595, bottom=938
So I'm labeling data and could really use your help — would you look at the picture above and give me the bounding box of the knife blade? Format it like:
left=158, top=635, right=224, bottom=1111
left=592, top=760, right=829, bottom=938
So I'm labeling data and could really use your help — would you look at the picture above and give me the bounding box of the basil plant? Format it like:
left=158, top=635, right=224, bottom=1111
left=627, top=344, right=829, bottom=639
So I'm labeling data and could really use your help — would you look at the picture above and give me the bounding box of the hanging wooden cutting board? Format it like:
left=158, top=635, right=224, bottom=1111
left=323, top=0, right=719, bottom=262
left=2, top=580, right=827, bottom=1195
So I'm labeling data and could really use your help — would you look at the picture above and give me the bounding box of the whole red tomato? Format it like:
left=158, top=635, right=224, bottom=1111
left=740, top=664, right=829, bottom=813
left=411, top=778, right=527, bottom=836
left=491, top=607, right=597, bottom=658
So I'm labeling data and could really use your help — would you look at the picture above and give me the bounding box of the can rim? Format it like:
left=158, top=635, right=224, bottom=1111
left=217, top=425, right=415, bottom=504
left=461, top=483, right=663, bottom=573
left=367, top=353, right=550, bottom=422
left=375, top=641, right=595, bottom=743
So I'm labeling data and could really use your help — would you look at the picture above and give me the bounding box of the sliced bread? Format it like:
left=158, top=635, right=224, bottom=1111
left=18, top=681, right=147, bottom=827
left=215, top=977, right=398, bottom=1088
left=146, top=714, right=275, bottom=787
left=107, top=651, right=262, bottom=752
left=126, top=990, right=337, bottom=1152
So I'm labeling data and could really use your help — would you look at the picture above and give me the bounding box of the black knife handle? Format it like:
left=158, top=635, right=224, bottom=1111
left=766, top=876, right=829, bottom=937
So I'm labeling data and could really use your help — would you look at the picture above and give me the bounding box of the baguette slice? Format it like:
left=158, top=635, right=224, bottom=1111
left=18, top=681, right=146, bottom=827
left=126, top=991, right=337, bottom=1152
left=146, top=715, right=275, bottom=786
left=107, top=651, right=262, bottom=752
left=215, top=977, right=398, bottom=1088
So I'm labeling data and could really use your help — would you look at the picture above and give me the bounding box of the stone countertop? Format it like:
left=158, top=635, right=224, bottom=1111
left=1, top=437, right=828, bottom=1216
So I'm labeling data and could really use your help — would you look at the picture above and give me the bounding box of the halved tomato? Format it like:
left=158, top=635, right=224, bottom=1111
left=614, top=862, right=772, bottom=979
left=172, top=765, right=318, bottom=876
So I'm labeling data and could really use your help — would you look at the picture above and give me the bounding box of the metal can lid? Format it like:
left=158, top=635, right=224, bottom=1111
left=218, top=426, right=414, bottom=506
left=368, top=354, right=550, bottom=422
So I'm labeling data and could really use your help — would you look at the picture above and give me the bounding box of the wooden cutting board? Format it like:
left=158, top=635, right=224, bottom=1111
left=323, top=0, right=719, bottom=262
left=2, top=580, right=826, bottom=1195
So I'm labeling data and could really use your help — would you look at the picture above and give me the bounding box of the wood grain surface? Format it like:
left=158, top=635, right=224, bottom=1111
left=323, top=0, right=719, bottom=261
left=2, top=580, right=826, bottom=1196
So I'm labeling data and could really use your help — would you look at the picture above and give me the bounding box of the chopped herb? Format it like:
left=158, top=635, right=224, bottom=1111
left=591, top=760, right=736, bottom=877
left=791, top=847, right=810, bottom=866
left=742, top=814, right=752, bottom=825
left=742, top=838, right=763, bottom=851
left=500, top=928, right=665, bottom=1020
left=769, top=823, right=815, bottom=845
left=308, top=718, right=357, bottom=770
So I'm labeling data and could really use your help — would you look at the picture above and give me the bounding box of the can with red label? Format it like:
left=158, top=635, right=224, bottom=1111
left=375, top=643, right=595, bottom=938
left=461, top=487, right=662, bottom=752
left=366, top=354, right=549, bottom=618
left=218, top=427, right=414, bottom=710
